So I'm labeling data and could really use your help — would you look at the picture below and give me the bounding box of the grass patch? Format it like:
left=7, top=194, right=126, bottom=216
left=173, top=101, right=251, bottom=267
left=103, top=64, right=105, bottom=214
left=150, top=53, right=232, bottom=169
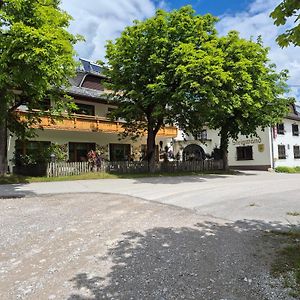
left=275, top=166, right=298, bottom=173
left=275, top=166, right=300, bottom=173
left=0, top=169, right=237, bottom=184
left=287, top=212, right=300, bottom=217
left=271, top=230, right=300, bottom=298
left=0, top=175, right=29, bottom=185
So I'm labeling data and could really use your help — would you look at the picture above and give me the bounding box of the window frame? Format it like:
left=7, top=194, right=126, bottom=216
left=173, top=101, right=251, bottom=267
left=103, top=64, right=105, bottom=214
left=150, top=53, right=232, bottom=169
left=277, top=123, right=285, bottom=135
left=292, top=124, right=299, bottom=136
left=68, top=142, right=96, bottom=162
left=236, top=146, right=253, bottom=161
left=278, top=145, right=286, bottom=159
left=73, top=103, right=95, bottom=116
left=293, top=145, right=300, bottom=159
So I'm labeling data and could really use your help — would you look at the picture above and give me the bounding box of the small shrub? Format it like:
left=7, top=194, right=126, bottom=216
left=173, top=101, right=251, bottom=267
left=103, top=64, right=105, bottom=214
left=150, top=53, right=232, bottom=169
left=275, top=166, right=297, bottom=173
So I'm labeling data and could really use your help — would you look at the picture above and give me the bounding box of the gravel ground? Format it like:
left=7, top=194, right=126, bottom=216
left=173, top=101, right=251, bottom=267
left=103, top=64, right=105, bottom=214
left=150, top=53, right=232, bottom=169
left=0, top=193, right=296, bottom=300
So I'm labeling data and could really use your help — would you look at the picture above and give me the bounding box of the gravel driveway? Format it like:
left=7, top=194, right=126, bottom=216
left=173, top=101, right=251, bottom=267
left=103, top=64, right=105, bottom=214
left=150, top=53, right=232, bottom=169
left=0, top=193, right=296, bottom=300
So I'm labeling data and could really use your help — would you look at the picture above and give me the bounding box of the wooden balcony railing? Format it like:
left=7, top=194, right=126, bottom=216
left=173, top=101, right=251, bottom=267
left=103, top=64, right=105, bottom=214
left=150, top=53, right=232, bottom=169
left=19, top=112, right=178, bottom=138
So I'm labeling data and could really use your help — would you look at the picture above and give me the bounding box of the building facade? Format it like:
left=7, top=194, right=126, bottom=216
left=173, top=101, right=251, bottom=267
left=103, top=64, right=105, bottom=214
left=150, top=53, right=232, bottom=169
left=7, top=59, right=300, bottom=172
left=7, top=59, right=177, bottom=172
left=172, top=104, right=300, bottom=170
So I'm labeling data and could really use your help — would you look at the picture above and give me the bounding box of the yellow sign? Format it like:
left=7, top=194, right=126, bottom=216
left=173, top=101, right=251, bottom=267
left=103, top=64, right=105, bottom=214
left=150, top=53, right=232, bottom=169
left=258, top=144, right=264, bottom=152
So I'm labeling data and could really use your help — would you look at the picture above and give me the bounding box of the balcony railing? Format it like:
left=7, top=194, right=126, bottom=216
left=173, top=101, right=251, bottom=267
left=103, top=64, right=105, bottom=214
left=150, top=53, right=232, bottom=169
left=18, top=111, right=178, bottom=138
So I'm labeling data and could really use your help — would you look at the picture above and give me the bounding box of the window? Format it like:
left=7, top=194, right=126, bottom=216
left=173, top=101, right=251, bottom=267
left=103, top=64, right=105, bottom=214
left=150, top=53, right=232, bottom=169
left=31, top=99, right=51, bottom=111
left=109, top=144, right=131, bottom=161
left=236, top=146, right=253, bottom=161
left=294, top=146, right=300, bottom=159
left=200, top=130, right=208, bottom=140
left=107, top=107, right=117, bottom=118
left=292, top=124, right=299, bottom=136
left=69, top=142, right=95, bottom=162
left=277, top=123, right=285, bottom=135
left=278, top=145, right=286, bottom=159
left=73, top=103, right=95, bottom=116
left=15, top=140, right=51, bottom=165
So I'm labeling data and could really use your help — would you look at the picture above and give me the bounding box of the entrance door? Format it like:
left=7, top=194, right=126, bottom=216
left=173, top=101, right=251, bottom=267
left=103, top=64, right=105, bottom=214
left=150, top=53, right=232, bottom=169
left=182, top=144, right=206, bottom=161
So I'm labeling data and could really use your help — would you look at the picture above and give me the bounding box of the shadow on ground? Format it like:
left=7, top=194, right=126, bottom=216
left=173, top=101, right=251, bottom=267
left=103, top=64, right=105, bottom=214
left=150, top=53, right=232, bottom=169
left=0, top=183, right=35, bottom=198
left=129, top=170, right=258, bottom=185
left=68, top=220, right=298, bottom=300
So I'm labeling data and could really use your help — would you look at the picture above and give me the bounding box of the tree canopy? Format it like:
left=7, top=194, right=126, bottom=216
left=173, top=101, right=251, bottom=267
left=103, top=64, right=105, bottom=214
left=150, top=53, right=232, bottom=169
left=177, top=31, right=292, bottom=169
left=105, top=6, right=219, bottom=170
left=0, top=0, right=81, bottom=174
left=105, top=6, right=291, bottom=170
left=270, top=0, right=300, bottom=47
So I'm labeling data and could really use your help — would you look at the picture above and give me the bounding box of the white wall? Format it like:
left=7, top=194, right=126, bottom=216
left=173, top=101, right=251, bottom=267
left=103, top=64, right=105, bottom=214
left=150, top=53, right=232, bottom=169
left=173, top=127, right=273, bottom=169
left=273, top=118, right=300, bottom=168
left=7, top=128, right=172, bottom=168
left=227, top=128, right=272, bottom=169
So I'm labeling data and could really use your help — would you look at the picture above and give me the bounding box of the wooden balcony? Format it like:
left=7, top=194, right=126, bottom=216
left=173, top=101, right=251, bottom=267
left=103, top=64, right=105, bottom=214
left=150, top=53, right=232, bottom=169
left=19, top=112, right=178, bottom=138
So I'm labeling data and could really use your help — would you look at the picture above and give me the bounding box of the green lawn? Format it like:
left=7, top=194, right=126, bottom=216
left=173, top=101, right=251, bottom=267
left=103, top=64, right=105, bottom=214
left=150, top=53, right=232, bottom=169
left=0, top=170, right=237, bottom=185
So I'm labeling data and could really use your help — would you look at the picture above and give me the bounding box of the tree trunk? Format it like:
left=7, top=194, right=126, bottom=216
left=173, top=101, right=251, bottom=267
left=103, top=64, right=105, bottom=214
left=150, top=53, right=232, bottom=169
left=0, top=98, right=8, bottom=175
left=146, top=127, right=157, bottom=173
left=0, top=126, right=7, bottom=175
left=220, top=128, right=229, bottom=171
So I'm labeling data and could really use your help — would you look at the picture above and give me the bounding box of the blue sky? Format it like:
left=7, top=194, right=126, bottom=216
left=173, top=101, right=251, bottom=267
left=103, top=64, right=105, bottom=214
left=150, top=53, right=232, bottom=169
left=165, top=0, right=251, bottom=15
left=61, top=0, right=300, bottom=98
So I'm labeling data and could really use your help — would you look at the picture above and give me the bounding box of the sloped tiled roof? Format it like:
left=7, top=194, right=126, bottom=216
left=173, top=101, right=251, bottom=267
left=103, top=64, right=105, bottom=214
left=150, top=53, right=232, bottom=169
left=66, top=59, right=109, bottom=102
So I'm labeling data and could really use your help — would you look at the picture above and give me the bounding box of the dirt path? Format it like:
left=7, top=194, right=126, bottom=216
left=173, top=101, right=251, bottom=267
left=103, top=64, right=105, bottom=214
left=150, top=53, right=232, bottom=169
left=0, top=193, right=295, bottom=299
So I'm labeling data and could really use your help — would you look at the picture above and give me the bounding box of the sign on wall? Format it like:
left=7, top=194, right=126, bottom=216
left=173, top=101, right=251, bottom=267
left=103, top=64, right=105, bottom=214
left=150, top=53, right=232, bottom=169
left=258, top=144, right=265, bottom=152
left=232, top=137, right=261, bottom=146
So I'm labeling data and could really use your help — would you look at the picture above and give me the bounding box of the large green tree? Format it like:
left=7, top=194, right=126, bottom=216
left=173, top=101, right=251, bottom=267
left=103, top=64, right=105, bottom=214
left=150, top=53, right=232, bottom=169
left=105, top=6, right=220, bottom=171
left=270, top=0, right=300, bottom=47
left=0, top=0, right=80, bottom=175
left=177, top=31, right=292, bottom=170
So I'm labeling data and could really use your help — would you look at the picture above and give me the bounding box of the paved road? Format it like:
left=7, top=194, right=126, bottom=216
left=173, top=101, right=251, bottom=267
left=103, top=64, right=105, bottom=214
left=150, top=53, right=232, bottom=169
left=1, top=171, right=299, bottom=224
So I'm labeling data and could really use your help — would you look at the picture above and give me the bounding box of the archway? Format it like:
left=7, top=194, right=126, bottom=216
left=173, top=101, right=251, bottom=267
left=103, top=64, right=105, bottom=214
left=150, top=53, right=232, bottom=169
left=182, top=144, right=206, bottom=161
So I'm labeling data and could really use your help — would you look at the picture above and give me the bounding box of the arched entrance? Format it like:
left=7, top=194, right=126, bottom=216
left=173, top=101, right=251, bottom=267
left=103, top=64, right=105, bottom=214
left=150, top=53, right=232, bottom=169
left=182, top=144, right=206, bottom=161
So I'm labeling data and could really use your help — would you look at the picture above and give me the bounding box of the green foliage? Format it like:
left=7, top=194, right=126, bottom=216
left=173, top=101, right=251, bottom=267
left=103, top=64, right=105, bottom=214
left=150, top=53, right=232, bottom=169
left=178, top=31, right=291, bottom=168
left=275, top=166, right=300, bottom=173
left=48, top=143, right=68, bottom=162
left=0, top=0, right=81, bottom=134
left=13, top=142, right=67, bottom=166
left=105, top=6, right=218, bottom=164
left=270, top=0, right=300, bottom=47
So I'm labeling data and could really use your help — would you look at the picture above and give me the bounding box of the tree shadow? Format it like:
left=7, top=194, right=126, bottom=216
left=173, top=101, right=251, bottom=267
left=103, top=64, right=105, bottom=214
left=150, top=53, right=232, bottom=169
left=129, top=170, right=258, bottom=185
left=0, top=182, right=35, bottom=198
left=68, top=220, right=298, bottom=300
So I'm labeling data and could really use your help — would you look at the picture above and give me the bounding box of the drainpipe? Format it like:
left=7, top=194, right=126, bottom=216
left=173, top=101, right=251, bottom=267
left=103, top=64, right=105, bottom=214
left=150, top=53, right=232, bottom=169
left=270, top=127, right=275, bottom=169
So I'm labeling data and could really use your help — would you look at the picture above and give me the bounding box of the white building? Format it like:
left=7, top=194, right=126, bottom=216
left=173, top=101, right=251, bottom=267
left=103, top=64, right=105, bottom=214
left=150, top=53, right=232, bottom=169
left=172, top=104, right=300, bottom=170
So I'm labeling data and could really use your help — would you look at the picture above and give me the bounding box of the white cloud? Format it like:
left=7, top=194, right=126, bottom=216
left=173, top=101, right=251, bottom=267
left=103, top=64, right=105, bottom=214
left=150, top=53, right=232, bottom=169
left=217, top=0, right=300, bottom=99
left=61, top=0, right=300, bottom=99
left=61, top=0, right=158, bottom=61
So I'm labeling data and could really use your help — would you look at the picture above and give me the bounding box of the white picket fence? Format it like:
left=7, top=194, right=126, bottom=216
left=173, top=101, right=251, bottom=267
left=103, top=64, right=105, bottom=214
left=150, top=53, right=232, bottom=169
left=47, top=161, right=91, bottom=177
left=47, top=160, right=223, bottom=177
